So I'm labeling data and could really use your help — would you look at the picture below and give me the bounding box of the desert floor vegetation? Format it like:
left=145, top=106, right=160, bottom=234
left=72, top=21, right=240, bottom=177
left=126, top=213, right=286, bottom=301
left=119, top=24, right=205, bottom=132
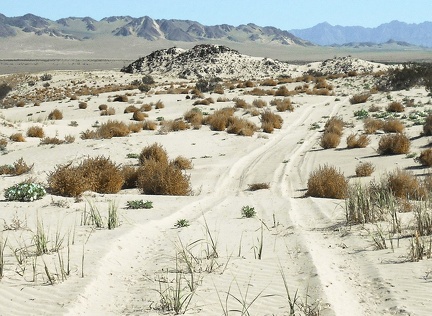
left=2, top=59, right=432, bottom=315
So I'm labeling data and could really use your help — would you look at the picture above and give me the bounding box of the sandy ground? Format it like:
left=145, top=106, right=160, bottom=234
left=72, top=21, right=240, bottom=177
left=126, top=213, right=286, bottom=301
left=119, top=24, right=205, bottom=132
left=0, top=64, right=432, bottom=316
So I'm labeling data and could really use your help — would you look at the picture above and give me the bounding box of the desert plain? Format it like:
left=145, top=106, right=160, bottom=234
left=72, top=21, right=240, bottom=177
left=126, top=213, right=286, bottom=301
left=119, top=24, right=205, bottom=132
left=1, top=45, right=432, bottom=316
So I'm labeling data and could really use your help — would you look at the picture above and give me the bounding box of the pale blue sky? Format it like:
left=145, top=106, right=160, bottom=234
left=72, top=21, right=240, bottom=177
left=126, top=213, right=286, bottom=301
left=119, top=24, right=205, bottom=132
left=1, top=0, right=431, bottom=29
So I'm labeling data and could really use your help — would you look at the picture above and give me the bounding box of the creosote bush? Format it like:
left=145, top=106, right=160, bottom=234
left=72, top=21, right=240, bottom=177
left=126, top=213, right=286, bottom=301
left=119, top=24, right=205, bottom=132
left=377, top=133, right=410, bottom=155
left=48, top=156, right=124, bottom=197
left=355, top=162, right=375, bottom=177
left=306, top=164, right=348, bottom=199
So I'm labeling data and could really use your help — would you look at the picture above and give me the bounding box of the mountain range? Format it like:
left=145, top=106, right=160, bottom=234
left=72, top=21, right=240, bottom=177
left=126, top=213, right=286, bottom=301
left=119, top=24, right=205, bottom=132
left=0, top=13, right=312, bottom=46
left=290, top=21, right=432, bottom=47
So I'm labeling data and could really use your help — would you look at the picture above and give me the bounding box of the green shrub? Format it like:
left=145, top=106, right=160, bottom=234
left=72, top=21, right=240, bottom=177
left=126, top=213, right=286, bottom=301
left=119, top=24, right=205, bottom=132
left=4, top=182, right=46, bottom=202
left=126, top=200, right=153, bottom=209
left=241, top=205, right=256, bottom=218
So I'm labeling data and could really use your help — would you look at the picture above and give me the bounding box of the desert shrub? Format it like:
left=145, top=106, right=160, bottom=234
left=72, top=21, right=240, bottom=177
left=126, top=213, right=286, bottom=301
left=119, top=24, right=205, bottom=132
left=155, top=100, right=165, bottom=109
left=387, top=169, right=426, bottom=200
left=350, top=93, right=370, bottom=104
left=0, top=138, right=7, bottom=151
left=16, top=101, right=25, bottom=107
left=136, top=159, right=191, bottom=196
left=252, top=99, right=267, bottom=108
left=355, top=162, right=375, bottom=177
left=234, top=98, right=249, bottom=109
left=0, top=83, right=12, bottom=100
left=113, top=95, right=128, bottom=102
left=9, top=133, right=25, bottom=142
left=320, top=132, right=341, bottom=149
left=193, top=98, right=211, bottom=106
left=126, top=200, right=153, bottom=209
left=248, top=183, right=270, bottom=191
left=206, top=107, right=235, bottom=131
left=261, top=79, right=278, bottom=86
left=141, top=103, right=152, bottom=112
left=226, top=117, right=257, bottom=136
left=98, top=104, right=108, bottom=111
left=346, top=134, right=371, bottom=148
left=138, top=85, right=151, bottom=93
left=4, top=182, right=46, bottom=202
left=306, top=164, right=348, bottom=199
left=101, top=107, right=116, bottom=116
left=171, top=156, right=193, bottom=170
left=364, top=118, right=384, bottom=134
left=121, top=165, right=139, bottom=189
left=124, top=105, right=139, bottom=113
left=132, top=111, right=147, bottom=121
left=382, top=119, right=405, bottom=133
left=241, top=205, right=256, bottom=218
left=64, top=135, right=75, bottom=143
left=26, top=126, right=45, bottom=138
left=423, top=114, right=432, bottom=136
left=217, top=96, right=229, bottom=102
left=98, top=120, right=130, bottom=138
left=142, top=75, right=155, bottom=85
left=249, top=88, right=267, bottom=96
left=48, top=109, right=63, bottom=120
left=245, top=80, right=255, bottom=88
left=162, top=120, right=190, bottom=132
left=139, top=143, right=168, bottom=165
left=48, top=156, right=124, bottom=197
left=184, top=108, right=203, bottom=129
left=416, top=148, right=432, bottom=167
left=142, top=120, right=157, bottom=130
left=0, top=157, right=33, bottom=176
left=40, top=137, right=64, bottom=145
left=387, top=101, right=404, bottom=112
left=80, top=129, right=99, bottom=140
left=260, top=110, right=283, bottom=132
left=274, top=86, right=291, bottom=96
left=378, top=133, right=410, bottom=155
left=128, top=122, right=144, bottom=133
left=195, top=78, right=219, bottom=92
left=271, top=98, right=293, bottom=112
left=382, top=63, right=432, bottom=91
left=40, top=73, right=52, bottom=81
left=78, top=102, right=88, bottom=109
left=368, top=104, right=381, bottom=112
left=324, top=116, right=344, bottom=136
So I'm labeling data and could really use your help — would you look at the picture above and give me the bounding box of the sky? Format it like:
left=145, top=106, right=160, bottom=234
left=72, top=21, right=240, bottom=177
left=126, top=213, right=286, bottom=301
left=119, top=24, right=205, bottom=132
left=1, top=0, right=431, bottom=30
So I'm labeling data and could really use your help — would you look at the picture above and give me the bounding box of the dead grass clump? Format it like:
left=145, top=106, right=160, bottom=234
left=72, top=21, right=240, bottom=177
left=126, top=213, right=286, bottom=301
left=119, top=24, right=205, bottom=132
left=217, top=96, right=229, bottom=102
left=382, top=119, right=405, bottom=133
left=139, top=143, right=168, bottom=165
left=9, top=133, right=25, bottom=142
left=128, top=122, right=144, bottom=133
left=355, top=162, right=375, bottom=177
left=101, top=107, right=116, bottom=116
left=324, top=116, right=344, bottom=135
left=40, top=137, right=65, bottom=145
left=48, top=156, right=124, bottom=197
left=98, top=104, right=108, bottom=111
left=252, top=99, right=267, bottom=108
left=136, top=159, right=191, bottom=196
left=416, top=148, right=432, bottom=167
left=248, top=183, right=270, bottom=191
left=260, top=110, right=283, bottom=132
left=98, top=120, right=130, bottom=139
left=113, top=95, right=128, bottom=102
left=387, top=101, right=404, bottom=113
left=387, top=169, right=426, bottom=200
left=364, top=118, right=384, bottom=134
left=320, top=132, right=341, bottom=149
left=48, top=109, right=63, bottom=120
left=0, top=157, right=33, bottom=176
left=423, top=114, right=432, bottom=136
left=271, top=98, right=294, bottom=112
left=234, top=98, right=249, bottom=109
left=142, top=120, right=158, bottom=130
left=78, top=102, right=87, bottom=109
left=155, top=100, right=165, bottom=109
left=346, top=134, right=371, bottom=148
left=226, top=117, right=257, bottom=136
left=249, top=88, right=269, bottom=96
left=121, top=165, right=139, bottom=189
left=306, top=164, right=348, bottom=199
left=132, top=111, right=147, bottom=121
left=274, top=86, right=291, bottom=96
left=161, top=120, right=190, bottom=132
left=184, top=109, right=203, bottom=129
left=141, top=103, right=152, bottom=112
left=124, top=105, right=139, bottom=113
left=206, top=108, right=235, bottom=131
left=350, top=93, right=370, bottom=104
left=378, top=133, right=410, bottom=155
left=171, top=156, right=193, bottom=170
left=26, top=126, right=45, bottom=138
left=261, top=79, right=278, bottom=86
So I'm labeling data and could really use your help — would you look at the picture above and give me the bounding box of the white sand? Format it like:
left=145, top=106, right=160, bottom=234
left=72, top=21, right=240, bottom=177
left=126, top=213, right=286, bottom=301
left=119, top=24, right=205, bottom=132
left=0, top=62, right=431, bottom=316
